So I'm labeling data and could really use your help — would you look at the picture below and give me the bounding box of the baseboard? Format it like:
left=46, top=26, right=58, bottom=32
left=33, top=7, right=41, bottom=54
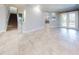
left=22, top=26, right=44, bottom=33
left=49, top=26, right=60, bottom=28
left=0, top=30, right=6, bottom=33
left=58, top=27, right=79, bottom=30
left=50, top=26, right=79, bottom=31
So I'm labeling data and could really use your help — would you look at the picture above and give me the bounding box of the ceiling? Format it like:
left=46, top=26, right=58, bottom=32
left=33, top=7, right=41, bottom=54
left=41, top=4, right=78, bottom=12
left=6, top=4, right=26, bottom=9
left=6, top=4, right=79, bottom=12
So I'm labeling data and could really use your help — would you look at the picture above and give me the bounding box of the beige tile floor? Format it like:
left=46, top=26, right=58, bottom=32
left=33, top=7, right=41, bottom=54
left=0, top=26, right=79, bottom=55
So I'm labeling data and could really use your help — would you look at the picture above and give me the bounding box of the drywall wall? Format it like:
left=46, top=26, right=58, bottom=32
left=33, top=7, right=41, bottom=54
left=0, top=5, right=9, bottom=32
left=22, top=5, right=44, bottom=33
left=74, top=11, right=79, bottom=29
left=9, top=7, right=17, bottom=14
left=78, top=11, right=79, bottom=29
left=17, top=10, right=24, bottom=32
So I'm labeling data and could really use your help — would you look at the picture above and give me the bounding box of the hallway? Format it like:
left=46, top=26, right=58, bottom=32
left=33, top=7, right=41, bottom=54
left=0, top=27, right=79, bottom=54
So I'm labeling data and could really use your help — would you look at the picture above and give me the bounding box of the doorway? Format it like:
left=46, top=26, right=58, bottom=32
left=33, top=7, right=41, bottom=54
left=7, top=13, right=18, bottom=31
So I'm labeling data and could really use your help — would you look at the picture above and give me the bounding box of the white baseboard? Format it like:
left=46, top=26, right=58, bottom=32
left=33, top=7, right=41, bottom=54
left=22, top=26, right=44, bottom=33
left=0, top=30, right=6, bottom=33
left=50, top=26, right=79, bottom=31
left=49, top=26, right=60, bottom=28
left=58, top=26, right=78, bottom=29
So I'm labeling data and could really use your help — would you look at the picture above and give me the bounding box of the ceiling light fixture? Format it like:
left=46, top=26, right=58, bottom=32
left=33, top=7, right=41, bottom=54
left=33, top=5, right=41, bottom=13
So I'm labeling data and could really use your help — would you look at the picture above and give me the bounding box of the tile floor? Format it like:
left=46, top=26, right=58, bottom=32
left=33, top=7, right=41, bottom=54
left=0, top=27, right=79, bottom=55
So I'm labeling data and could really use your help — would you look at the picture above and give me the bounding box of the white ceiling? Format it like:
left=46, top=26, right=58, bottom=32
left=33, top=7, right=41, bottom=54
left=7, top=4, right=79, bottom=12
left=41, top=4, right=78, bottom=12
left=6, top=4, right=26, bottom=9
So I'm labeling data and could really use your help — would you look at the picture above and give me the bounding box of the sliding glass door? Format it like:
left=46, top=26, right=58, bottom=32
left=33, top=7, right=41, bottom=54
left=68, top=12, right=76, bottom=28
left=60, top=13, right=67, bottom=27
left=60, top=12, right=76, bottom=28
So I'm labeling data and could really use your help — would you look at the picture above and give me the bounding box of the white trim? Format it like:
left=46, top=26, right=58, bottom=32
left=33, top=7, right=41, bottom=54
left=0, top=30, right=6, bottom=33
left=49, top=26, right=61, bottom=28
left=22, top=26, right=44, bottom=33
left=50, top=26, right=79, bottom=31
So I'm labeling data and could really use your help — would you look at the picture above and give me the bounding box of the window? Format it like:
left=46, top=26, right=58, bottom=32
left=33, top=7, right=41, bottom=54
left=69, top=12, right=75, bottom=28
left=60, top=13, right=67, bottom=27
left=60, top=12, right=76, bottom=28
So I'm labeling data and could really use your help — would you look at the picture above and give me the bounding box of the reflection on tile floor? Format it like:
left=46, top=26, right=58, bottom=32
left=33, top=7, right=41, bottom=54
left=0, top=27, right=79, bottom=54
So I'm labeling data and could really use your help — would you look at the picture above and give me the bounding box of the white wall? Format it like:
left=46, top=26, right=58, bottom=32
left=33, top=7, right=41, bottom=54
left=78, top=11, right=79, bottom=29
left=22, top=5, right=44, bottom=33
left=9, top=7, right=17, bottom=14
left=0, top=5, right=9, bottom=32
left=17, top=10, right=24, bottom=32
left=74, top=11, right=79, bottom=29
